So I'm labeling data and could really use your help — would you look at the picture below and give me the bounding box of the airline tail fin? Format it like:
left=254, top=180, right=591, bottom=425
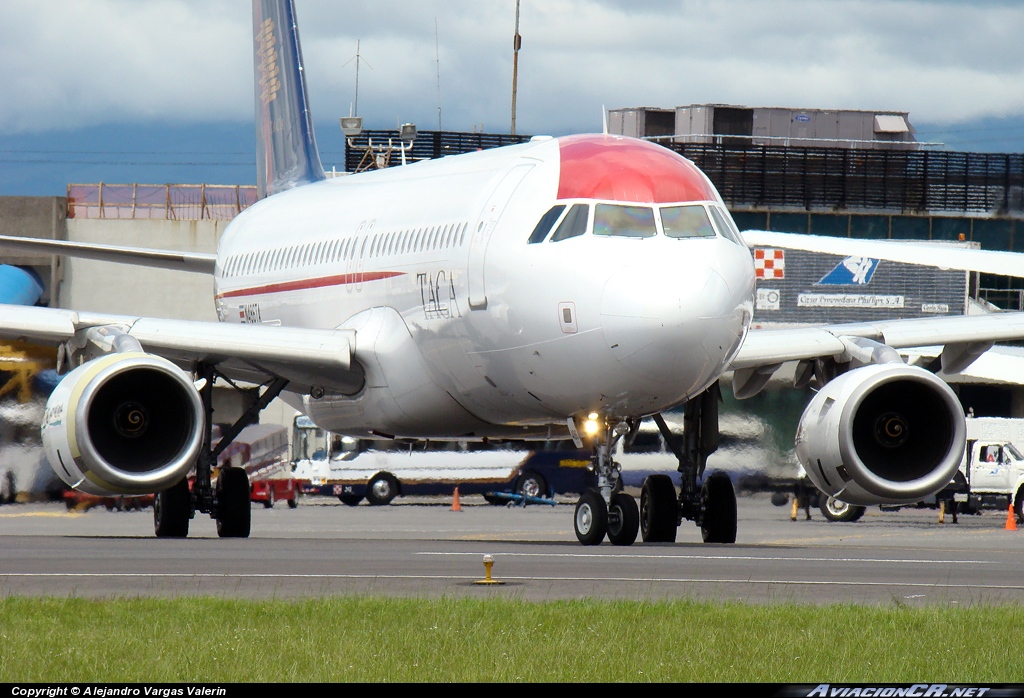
left=252, top=0, right=326, bottom=198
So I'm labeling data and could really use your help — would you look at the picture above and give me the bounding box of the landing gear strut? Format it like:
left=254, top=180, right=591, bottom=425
left=153, top=363, right=288, bottom=539
left=641, top=381, right=738, bottom=544
left=573, top=419, right=639, bottom=546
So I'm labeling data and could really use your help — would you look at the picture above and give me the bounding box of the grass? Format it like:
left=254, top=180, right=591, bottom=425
left=2, top=596, right=1023, bottom=683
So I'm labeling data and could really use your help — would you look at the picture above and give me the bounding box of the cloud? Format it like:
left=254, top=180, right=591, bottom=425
left=0, top=0, right=251, bottom=132
left=1, top=0, right=1022, bottom=136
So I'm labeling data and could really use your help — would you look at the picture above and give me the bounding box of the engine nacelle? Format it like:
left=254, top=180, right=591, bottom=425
left=795, top=363, right=965, bottom=506
left=41, top=352, right=204, bottom=496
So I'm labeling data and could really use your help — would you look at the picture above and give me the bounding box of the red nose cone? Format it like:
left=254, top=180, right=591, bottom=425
left=557, top=134, right=718, bottom=204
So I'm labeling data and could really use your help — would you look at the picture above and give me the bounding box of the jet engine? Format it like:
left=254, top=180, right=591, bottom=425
left=41, top=352, right=204, bottom=496
left=795, top=363, right=965, bottom=506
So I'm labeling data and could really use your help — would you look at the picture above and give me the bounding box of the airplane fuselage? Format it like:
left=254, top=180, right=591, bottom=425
left=213, top=134, right=755, bottom=438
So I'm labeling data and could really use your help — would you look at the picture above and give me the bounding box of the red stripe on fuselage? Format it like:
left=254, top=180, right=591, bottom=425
left=216, top=271, right=405, bottom=299
left=557, top=134, right=718, bottom=203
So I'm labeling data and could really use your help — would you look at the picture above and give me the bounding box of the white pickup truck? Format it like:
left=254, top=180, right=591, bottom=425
left=814, top=417, right=1024, bottom=522
left=947, top=417, right=1024, bottom=519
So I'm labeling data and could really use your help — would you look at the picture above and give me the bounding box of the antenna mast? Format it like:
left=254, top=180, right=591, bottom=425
left=510, top=0, right=521, bottom=135
left=354, top=40, right=361, bottom=116
left=342, top=40, right=371, bottom=116
left=435, top=18, right=442, bottom=131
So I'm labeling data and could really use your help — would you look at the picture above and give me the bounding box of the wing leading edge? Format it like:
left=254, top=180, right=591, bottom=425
left=0, top=303, right=356, bottom=394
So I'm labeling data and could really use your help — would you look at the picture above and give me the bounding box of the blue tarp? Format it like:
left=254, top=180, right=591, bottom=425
left=0, top=265, right=43, bottom=306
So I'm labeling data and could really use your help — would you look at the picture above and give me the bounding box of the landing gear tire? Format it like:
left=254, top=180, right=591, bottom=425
left=338, top=494, right=363, bottom=506
left=819, top=495, right=866, bottom=523
left=1015, top=486, right=1024, bottom=524
left=154, top=478, right=191, bottom=538
left=640, top=474, right=678, bottom=543
left=216, top=467, right=251, bottom=538
left=516, top=470, right=549, bottom=499
left=700, top=472, right=737, bottom=544
left=574, top=490, right=608, bottom=546
left=607, top=492, right=639, bottom=546
left=366, top=472, right=398, bottom=506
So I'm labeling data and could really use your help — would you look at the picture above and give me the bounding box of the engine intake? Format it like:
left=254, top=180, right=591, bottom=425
left=795, top=363, right=965, bottom=505
left=42, top=352, right=204, bottom=496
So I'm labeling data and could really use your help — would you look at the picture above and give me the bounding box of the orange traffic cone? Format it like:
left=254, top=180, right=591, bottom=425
left=1006, top=504, right=1017, bottom=531
left=451, top=486, right=462, bottom=512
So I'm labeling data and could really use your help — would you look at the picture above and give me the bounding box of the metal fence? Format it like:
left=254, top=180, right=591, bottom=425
left=344, top=130, right=531, bottom=172
left=670, top=145, right=1024, bottom=216
left=67, top=183, right=258, bottom=220
left=68, top=137, right=1024, bottom=222
left=346, top=130, right=1024, bottom=216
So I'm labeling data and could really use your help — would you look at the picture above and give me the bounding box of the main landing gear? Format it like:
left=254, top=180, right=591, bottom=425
left=153, top=363, right=288, bottom=539
left=572, top=382, right=738, bottom=546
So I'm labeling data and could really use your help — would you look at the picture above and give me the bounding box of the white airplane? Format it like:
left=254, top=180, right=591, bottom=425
left=4, top=0, right=1024, bottom=544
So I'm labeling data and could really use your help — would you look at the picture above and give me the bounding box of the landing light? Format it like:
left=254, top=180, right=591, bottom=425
left=583, top=418, right=601, bottom=436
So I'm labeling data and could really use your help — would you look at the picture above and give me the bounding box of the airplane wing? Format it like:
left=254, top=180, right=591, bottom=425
left=0, top=234, right=217, bottom=274
left=730, top=310, right=1024, bottom=398
left=0, top=303, right=355, bottom=393
left=742, top=230, right=1024, bottom=279
left=733, top=229, right=1024, bottom=396
left=901, top=345, right=1024, bottom=386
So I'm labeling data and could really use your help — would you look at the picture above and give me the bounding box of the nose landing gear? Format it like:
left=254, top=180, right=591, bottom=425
left=573, top=418, right=640, bottom=546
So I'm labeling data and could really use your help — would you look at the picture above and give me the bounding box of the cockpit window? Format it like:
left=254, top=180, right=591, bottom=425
left=528, top=205, right=566, bottom=244
left=709, top=205, right=746, bottom=246
left=549, top=203, right=589, bottom=242
left=660, top=205, right=716, bottom=239
left=593, top=204, right=657, bottom=238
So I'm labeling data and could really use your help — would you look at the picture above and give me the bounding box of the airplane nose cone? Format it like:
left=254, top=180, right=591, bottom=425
left=600, top=261, right=745, bottom=392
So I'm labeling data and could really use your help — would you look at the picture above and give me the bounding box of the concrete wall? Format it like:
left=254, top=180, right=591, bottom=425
left=61, top=218, right=224, bottom=320
left=0, top=196, right=66, bottom=304
left=0, top=196, right=65, bottom=245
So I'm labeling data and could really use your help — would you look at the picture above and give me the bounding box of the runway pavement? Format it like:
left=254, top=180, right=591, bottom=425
left=2, top=493, right=1023, bottom=605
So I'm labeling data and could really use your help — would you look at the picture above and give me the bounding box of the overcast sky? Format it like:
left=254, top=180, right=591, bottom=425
left=2, top=0, right=1023, bottom=193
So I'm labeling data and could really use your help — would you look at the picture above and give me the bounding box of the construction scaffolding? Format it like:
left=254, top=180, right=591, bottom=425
left=67, top=183, right=258, bottom=221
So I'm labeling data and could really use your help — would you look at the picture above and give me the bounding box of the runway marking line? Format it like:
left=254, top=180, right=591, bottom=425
left=415, top=552, right=999, bottom=565
left=0, top=511, right=82, bottom=518
left=2, top=572, right=1024, bottom=593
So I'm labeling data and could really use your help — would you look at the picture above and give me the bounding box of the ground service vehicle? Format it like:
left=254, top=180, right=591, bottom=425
left=217, top=423, right=297, bottom=509
left=943, top=418, right=1024, bottom=520
left=290, top=416, right=592, bottom=505
left=816, top=493, right=867, bottom=522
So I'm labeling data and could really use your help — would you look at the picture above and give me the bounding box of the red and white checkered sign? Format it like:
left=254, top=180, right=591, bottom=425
left=754, top=248, right=785, bottom=279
